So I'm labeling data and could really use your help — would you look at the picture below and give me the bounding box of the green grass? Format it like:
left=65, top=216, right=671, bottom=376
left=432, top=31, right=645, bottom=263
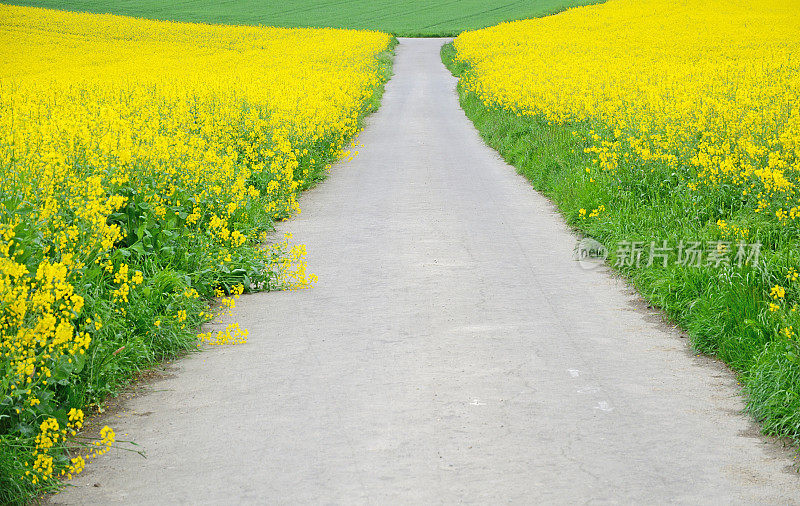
left=441, top=43, right=800, bottom=445
left=1, top=0, right=602, bottom=36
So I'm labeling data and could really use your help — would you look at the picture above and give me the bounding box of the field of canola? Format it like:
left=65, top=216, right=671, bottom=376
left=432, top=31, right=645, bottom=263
left=452, top=0, right=800, bottom=439
left=0, top=5, right=391, bottom=500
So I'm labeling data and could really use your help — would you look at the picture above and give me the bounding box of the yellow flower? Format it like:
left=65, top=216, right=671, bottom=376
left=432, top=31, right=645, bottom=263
left=770, top=285, right=786, bottom=300
left=131, top=270, right=144, bottom=285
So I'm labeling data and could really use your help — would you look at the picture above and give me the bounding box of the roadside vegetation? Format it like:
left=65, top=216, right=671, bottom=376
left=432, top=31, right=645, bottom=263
left=0, top=5, right=394, bottom=502
left=0, top=0, right=601, bottom=37
left=444, top=0, right=800, bottom=442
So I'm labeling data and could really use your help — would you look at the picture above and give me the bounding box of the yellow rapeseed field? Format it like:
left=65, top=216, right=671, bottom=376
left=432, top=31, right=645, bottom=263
left=454, top=0, right=800, bottom=224
left=0, top=5, right=390, bottom=495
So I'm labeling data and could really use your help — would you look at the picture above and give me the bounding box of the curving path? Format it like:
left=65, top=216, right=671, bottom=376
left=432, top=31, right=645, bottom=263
left=53, top=38, right=799, bottom=504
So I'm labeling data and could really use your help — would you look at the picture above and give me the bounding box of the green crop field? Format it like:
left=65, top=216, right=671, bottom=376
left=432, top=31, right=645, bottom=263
left=0, top=0, right=602, bottom=36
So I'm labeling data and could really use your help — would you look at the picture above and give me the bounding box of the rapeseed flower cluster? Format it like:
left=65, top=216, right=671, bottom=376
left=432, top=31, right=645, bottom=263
left=0, top=5, right=390, bottom=497
left=23, top=410, right=101, bottom=485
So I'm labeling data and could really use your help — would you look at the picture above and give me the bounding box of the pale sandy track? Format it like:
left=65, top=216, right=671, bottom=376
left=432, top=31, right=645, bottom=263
left=53, top=38, right=800, bottom=504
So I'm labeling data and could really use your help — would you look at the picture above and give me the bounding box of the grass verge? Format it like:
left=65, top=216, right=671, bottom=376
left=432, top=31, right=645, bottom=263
left=442, top=42, right=800, bottom=446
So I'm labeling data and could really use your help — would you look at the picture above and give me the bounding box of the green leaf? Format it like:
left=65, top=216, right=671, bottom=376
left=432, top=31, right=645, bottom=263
left=130, top=242, right=146, bottom=255
left=72, top=352, right=86, bottom=374
left=17, top=423, right=35, bottom=437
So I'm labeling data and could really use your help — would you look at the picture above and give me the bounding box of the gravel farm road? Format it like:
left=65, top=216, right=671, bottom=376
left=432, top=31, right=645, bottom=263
left=52, top=38, right=800, bottom=504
